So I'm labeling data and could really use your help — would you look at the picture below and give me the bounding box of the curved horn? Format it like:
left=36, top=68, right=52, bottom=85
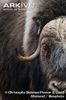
left=16, top=24, right=46, bottom=62
left=16, top=20, right=49, bottom=62
left=16, top=44, right=40, bottom=62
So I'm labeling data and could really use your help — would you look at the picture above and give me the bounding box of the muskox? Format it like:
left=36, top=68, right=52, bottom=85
left=17, top=0, right=66, bottom=92
left=17, top=17, right=66, bottom=92
left=0, top=0, right=66, bottom=100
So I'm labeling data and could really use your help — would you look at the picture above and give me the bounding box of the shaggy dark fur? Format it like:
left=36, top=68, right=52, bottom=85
left=0, top=0, right=44, bottom=100
left=0, top=0, right=66, bottom=100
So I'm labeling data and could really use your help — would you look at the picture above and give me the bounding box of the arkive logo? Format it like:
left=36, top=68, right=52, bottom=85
left=3, top=2, right=36, bottom=11
left=3, top=2, right=28, bottom=10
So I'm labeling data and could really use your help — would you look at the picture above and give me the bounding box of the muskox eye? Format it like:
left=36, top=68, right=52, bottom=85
left=44, top=43, right=50, bottom=51
left=43, top=43, right=51, bottom=58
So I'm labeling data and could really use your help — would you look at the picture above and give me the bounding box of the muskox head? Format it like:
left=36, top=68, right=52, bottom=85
left=16, top=16, right=66, bottom=93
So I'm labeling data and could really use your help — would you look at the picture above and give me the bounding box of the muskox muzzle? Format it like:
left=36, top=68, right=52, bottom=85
left=48, top=79, right=66, bottom=93
left=16, top=16, right=66, bottom=92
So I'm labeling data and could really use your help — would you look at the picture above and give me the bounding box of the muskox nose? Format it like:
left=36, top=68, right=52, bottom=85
left=48, top=80, right=66, bottom=93
left=56, top=81, right=66, bottom=91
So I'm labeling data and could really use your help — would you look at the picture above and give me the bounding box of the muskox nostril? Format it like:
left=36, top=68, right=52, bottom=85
left=56, top=82, right=66, bottom=91
left=48, top=80, right=59, bottom=92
